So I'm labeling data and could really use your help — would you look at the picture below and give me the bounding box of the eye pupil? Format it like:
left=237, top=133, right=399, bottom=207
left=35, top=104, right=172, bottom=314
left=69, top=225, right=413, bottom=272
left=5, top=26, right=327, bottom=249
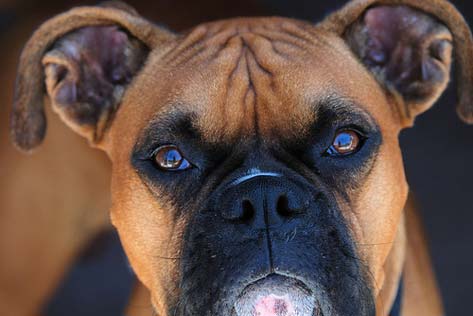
left=335, top=133, right=354, bottom=150
left=163, top=149, right=182, bottom=168
left=154, top=145, right=188, bottom=170
left=329, top=130, right=361, bottom=156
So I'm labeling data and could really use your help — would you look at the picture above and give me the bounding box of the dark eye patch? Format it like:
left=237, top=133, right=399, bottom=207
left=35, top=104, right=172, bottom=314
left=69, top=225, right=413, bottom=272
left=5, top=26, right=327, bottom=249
left=134, top=111, right=200, bottom=159
left=278, top=97, right=382, bottom=192
left=131, top=110, right=234, bottom=211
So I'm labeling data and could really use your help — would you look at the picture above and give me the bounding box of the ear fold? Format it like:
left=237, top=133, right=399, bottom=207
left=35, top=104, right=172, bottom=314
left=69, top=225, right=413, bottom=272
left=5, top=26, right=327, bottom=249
left=318, top=0, right=473, bottom=126
left=11, top=2, right=175, bottom=152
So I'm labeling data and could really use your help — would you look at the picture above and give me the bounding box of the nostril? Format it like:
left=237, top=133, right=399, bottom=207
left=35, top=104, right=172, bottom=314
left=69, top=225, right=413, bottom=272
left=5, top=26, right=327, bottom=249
left=241, top=200, right=255, bottom=222
left=276, top=195, right=292, bottom=217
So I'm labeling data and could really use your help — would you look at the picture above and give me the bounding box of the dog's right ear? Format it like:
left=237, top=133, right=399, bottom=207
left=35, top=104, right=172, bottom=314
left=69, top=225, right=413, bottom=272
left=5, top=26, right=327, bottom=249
left=11, top=2, right=176, bottom=152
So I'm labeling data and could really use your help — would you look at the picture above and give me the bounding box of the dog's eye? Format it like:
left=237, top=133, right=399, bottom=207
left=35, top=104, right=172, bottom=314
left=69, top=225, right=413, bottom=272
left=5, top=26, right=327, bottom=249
left=153, top=145, right=191, bottom=171
left=326, top=130, right=362, bottom=156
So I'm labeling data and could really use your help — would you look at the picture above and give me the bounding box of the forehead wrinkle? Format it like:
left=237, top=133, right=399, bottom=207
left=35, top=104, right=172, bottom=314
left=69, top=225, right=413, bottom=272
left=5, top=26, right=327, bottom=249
left=204, top=33, right=309, bottom=140
left=169, top=18, right=317, bottom=68
left=172, top=28, right=241, bottom=68
left=156, top=18, right=353, bottom=143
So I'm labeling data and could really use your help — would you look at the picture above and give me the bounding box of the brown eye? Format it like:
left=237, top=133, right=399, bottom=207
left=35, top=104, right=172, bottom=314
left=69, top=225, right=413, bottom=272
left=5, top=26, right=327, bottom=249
left=153, top=145, right=191, bottom=171
left=326, top=130, right=362, bottom=156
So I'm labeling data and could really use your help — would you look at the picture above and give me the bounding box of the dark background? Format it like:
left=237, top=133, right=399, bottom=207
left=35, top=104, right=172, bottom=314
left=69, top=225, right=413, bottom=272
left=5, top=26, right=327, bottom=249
left=0, top=0, right=472, bottom=315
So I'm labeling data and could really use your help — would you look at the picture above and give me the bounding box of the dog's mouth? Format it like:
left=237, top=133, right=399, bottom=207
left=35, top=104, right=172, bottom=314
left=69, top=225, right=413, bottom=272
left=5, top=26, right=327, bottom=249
left=233, top=274, right=320, bottom=316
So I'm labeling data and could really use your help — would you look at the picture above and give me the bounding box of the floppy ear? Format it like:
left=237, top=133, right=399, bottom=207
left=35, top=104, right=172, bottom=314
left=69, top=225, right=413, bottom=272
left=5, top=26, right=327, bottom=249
left=11, top=2, right=175, bottom=152
left=318, top=0, right=473, bottom=126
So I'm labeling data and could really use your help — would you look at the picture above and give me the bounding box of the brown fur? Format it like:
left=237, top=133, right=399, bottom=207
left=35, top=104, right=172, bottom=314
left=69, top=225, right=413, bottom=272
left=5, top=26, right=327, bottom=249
left=0, top=107, right=111, bottom=316
left=0, top=16, right=112, bottom=316
left=401, top=195, right=444, bottom=316
left=6, top=0, right=473, bottom=315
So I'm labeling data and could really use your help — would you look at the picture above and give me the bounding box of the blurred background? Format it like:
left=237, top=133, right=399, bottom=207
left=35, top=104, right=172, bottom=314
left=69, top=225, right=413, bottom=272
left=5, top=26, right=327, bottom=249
left=0, top=0, right=471, bottom=315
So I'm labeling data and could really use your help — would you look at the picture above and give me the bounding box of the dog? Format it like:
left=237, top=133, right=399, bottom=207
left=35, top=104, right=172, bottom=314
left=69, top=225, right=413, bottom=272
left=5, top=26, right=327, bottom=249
left=9, top=0, right=473, bottom=315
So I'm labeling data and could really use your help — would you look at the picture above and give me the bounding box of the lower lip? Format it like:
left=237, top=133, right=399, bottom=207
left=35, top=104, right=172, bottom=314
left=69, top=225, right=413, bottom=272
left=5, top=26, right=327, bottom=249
left=253, top=294, right=295, bottom=316
left=233, top=274, right=317, bottom=316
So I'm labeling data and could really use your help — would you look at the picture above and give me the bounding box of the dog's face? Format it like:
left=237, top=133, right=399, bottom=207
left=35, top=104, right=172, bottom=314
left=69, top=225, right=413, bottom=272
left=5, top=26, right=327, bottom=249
left=108, top=19, right=405, bottom=316
left=11, top=1, right=473, bottom=316
left=105, top=19, right=407, bottom=315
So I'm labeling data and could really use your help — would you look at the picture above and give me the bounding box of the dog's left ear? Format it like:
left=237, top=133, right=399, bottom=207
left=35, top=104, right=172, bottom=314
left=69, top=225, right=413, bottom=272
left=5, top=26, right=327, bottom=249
left=318, top=0, right=473, bottom=126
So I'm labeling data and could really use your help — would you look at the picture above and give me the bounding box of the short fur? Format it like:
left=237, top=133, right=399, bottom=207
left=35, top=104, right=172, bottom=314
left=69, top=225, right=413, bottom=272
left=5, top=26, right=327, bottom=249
left=8, top=1, right=473, bottom=315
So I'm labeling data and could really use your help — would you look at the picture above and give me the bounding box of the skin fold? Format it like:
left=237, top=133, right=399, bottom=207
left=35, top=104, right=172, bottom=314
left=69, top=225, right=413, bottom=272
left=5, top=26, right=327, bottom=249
left=4, top=0, right=473, bottom=315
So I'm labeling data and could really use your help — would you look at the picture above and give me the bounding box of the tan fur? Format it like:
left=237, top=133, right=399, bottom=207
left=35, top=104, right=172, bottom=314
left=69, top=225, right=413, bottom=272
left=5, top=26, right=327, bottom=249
left=6, top=1, right=473, bottom=315
left=401, top=196, right=444, bottom=316
left=126, top=282, right=154, bottom=316
left=0, top=19, right=112, bottom=316
left=0, top=107, right=111, bottom=316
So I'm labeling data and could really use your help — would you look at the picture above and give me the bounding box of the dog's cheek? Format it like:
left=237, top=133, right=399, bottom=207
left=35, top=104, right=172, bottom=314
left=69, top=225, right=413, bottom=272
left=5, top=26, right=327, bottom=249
left=109, top=167, right=185, bottom=314
left=346, top=134, right=408, bottom=293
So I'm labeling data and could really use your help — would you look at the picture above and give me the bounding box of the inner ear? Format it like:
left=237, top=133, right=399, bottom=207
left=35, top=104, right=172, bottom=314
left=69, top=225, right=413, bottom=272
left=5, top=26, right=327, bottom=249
left=43, top=25, right=148, bottom=143
left=345, top=5, right=453, bottom=120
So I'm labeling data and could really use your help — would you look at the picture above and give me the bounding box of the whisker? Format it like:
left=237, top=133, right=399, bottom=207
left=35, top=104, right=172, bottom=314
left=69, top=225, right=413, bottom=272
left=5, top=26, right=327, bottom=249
left=355, top=241, right=394, bottom=246
left=154, top=254, right=182, bottom=260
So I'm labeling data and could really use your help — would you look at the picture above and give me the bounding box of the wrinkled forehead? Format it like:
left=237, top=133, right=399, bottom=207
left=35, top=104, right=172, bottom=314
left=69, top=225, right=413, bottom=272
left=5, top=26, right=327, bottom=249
left=117, top=17, right=392, bottom=146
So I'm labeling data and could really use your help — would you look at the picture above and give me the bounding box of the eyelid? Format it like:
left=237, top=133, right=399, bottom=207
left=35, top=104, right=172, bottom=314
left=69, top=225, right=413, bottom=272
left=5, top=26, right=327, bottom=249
left=148, top=142, right=190, bottom=159
left=336, top=125, right=368, bottom=138
left=148, top=143, right=174, bottom=159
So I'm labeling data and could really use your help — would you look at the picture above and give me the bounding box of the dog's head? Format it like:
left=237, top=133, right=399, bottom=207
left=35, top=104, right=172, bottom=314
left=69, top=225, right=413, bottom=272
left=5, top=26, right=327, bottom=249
left=10, top=1, right=473, bottom=315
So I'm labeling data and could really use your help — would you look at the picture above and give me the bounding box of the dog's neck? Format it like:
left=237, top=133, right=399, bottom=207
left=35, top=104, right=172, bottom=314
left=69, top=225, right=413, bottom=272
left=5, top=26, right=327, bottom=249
left=389, top=280, right=404, bottom=316
left=376, top=212, right=407, bottom=315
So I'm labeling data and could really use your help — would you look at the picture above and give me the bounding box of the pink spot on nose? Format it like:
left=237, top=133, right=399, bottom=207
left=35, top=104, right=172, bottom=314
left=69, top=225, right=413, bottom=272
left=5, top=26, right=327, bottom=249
left=254, top=295, right=294, bottom=316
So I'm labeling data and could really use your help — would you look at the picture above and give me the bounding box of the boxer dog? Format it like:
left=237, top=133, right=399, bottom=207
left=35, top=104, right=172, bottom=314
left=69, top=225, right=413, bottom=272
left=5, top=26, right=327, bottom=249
left=10, top=0, right=473, bottom=315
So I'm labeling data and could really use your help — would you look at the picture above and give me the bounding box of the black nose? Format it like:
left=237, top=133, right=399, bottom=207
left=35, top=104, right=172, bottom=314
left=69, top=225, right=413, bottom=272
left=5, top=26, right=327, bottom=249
left=217, top=173, right=309, bottom=228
